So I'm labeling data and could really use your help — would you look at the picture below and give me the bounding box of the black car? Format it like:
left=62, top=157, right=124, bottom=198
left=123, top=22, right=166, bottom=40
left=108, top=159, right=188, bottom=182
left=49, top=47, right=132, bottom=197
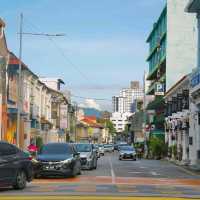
left=34, top=143, right=81, bottom=178
left=0, top=141, right=33, bottom=190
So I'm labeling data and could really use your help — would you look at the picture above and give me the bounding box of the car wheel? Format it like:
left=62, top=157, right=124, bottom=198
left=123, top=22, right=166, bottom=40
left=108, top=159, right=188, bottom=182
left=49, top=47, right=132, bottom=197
left=13, top=170, right=27, bottom=190
left=93, top=159, right=97, bottom=169
left=34, top=173, right=41, bottom=179
left=119, top=157, right=122, bottom=160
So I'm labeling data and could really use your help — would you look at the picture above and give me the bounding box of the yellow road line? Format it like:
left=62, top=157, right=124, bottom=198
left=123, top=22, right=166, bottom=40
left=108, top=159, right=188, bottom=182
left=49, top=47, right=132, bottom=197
left=0, top=196, right=198, bottom=200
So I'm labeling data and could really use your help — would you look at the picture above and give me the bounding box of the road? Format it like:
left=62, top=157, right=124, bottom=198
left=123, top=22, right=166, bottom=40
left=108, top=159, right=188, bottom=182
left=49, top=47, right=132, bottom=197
left=1, top=152, right=200, bottom=199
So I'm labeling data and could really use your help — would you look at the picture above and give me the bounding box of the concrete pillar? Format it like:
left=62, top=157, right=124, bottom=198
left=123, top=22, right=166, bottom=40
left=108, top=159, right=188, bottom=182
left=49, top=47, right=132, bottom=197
left=189, top=102, right=198, bottom=165
left=182, top=130, right=188, bottom=161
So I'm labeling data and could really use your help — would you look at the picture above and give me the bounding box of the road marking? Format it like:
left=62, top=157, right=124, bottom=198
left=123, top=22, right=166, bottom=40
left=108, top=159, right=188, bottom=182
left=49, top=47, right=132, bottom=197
left=151, top=171, right=160, bottom=176
left=109, top=157, right=116, bottom=184
left=139, top=166, right=147, bottom=169
left=128, top=172, right=143, bottom=174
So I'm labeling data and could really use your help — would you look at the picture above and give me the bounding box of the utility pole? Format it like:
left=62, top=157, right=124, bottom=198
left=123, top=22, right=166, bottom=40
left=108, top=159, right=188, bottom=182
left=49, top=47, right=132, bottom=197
left=143, top=71, right=148, bottom=158
left=16, top=13, right=23, bottom=147
left=74, top=102, right=78, bottom=142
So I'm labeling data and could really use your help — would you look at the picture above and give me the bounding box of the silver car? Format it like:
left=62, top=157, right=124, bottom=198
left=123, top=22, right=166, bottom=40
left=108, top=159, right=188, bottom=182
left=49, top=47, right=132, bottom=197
left=119, top=146, right=137, bottom=161
left=104, top=144, right=114, bottom=153
left=75, top=143, right=97, bottom=170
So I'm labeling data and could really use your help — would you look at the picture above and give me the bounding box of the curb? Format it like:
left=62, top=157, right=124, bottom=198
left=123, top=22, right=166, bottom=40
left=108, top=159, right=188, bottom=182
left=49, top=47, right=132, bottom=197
left=164, top=158, right=200, bottom=176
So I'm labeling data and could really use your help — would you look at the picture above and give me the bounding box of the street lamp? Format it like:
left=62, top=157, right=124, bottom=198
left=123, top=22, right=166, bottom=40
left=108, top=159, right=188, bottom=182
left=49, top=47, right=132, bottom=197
left=16, top=13, right=65, bottom=148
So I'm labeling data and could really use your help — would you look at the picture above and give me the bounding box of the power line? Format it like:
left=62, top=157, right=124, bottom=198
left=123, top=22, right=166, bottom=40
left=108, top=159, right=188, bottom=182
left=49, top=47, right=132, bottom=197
left=24, top=18, right=95, bottom=85
left=71, top=94, right=111, bottom=102
left=22, top=18, right=112, bottom=102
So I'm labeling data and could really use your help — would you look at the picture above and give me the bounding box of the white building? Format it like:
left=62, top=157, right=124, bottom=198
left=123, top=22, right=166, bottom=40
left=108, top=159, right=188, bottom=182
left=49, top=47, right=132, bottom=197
left=113, top=81, right=143, bottom=114
left=39, top=77, right=65, bottom=91
left=110, top=112, right=132, bottom=133
left=186, top=0, right=200, bottom=168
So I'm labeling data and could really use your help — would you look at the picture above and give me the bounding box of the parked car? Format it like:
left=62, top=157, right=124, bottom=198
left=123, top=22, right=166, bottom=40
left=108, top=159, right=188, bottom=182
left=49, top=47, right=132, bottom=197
left=75, top=143, right=97, bottom=170
left=103, top=144, right=114, bottom=152
left=119, top=146, right=137, bottom=161
left=0, top=141, right=33, bottom=190
left=34, top=143, right=81, bottom=178
left=98, top=144, right=105, bottom=156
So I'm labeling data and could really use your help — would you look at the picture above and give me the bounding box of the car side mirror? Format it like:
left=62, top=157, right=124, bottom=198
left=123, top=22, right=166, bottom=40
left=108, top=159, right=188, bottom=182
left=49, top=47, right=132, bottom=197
left=74, top=152, right=80, bottom=156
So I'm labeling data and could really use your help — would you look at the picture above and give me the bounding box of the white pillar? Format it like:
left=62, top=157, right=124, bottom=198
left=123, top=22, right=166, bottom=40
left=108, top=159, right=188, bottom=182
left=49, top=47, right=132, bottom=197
left=189, top=102, right=198, bottom=165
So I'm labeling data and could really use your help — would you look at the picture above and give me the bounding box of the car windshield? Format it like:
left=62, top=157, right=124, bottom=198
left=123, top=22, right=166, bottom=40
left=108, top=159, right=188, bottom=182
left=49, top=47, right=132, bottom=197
left=40, top=144, right=72, bottom=155
left=120, top=146, right=134, bottom=151
left=104, top=144, right=112, bottom=147
left=98, top=144, right=103, bottom=147
left=76, top=144, right=92, bottom=152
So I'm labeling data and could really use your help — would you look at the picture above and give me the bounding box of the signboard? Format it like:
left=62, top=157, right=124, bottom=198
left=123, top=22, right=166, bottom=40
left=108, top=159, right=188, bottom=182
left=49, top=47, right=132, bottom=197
left=155, top=82, right=164, bottom=96
left=51, top=102, right=58, bottom=119
left=177, top=94, right=183, bottom=112
left=172, top=97, right=177, bottom=113
left=7, top=69, right=18, bottom=103
left=182, top=90, right=189, bottom=110
left=191, top=70, right=200, bottom=88
left=60, top=104, right=68, bottom=129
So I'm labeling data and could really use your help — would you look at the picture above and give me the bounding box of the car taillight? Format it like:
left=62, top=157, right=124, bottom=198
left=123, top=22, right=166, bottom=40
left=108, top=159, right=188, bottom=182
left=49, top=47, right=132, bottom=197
left=28, top=156, right=33, bottom=160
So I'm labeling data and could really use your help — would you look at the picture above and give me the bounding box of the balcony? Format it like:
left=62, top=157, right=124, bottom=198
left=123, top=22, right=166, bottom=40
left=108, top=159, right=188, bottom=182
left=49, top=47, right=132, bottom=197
left=147, top=54, right=166, bottom=81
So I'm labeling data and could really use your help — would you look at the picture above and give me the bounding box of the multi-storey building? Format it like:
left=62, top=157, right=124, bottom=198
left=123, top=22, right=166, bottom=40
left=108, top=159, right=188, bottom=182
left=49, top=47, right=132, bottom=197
left=146, top=0, right=197, bottom=95
left=110, top=112, right=132, bottom=133
left=112, top=96, right=119, bottom=112
left=186, top=0, right=200, bottom=168
left=119, top=82, right=143, bottom=113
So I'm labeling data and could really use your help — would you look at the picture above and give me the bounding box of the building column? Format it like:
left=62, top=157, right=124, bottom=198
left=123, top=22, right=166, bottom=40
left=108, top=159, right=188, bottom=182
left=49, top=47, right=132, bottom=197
left=182, top=130, right=188, bottom=161
left=189, top=102, right=198, bottom=165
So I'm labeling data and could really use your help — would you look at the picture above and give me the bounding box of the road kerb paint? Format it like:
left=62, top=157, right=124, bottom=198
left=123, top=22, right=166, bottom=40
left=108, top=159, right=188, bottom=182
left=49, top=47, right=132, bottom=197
left=0, top=196, right=197, bottom=200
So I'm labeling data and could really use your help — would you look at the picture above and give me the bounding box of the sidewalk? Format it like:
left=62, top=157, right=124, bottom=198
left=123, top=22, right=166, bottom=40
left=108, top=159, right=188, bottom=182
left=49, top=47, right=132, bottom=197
left=165, top=158, right=200, bottom=176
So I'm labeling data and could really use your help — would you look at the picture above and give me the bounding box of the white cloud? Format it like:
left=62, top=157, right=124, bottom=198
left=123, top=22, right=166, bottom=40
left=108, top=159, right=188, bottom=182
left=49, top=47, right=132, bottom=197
left=79, top=99, right=101, bottom=110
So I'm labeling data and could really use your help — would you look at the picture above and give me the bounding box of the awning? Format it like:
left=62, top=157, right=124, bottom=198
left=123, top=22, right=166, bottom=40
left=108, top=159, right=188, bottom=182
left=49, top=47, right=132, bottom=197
left=186, top=0, right=200, bottom=13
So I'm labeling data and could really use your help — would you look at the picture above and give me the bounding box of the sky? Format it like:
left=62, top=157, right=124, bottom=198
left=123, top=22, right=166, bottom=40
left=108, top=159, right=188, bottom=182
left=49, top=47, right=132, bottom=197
left=0, top=0, right=165, bottom=111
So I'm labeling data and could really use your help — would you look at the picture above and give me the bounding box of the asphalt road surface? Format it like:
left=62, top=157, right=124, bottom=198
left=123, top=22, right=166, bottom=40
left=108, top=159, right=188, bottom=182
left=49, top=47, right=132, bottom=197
left=1, top=152, right=200, bottom=199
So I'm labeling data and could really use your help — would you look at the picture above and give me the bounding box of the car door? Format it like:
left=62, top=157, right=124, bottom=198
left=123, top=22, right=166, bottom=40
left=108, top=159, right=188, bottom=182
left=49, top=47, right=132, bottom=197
left=0, top=143, right=19, bottom=184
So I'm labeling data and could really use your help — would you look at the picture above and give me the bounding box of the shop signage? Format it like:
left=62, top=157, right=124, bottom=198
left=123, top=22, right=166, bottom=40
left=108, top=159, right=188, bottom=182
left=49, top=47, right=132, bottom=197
left=177, top=94, right=183, bottom=112
left=51, top=102, right=58, bottom=119
left=182, top=90, right=189, bottom=110
left=191, top=71, right=200, bottom=88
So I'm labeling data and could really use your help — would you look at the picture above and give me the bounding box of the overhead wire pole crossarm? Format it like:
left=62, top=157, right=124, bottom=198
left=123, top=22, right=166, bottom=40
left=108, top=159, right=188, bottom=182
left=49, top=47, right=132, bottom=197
left=18, top=32, right=65, bottom=37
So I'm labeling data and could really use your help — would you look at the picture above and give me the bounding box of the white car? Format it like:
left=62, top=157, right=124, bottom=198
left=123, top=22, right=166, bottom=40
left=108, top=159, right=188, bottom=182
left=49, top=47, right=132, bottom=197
left=103, top=144, right=114, bottom=152
left=98, top=144, right=105, bottom=156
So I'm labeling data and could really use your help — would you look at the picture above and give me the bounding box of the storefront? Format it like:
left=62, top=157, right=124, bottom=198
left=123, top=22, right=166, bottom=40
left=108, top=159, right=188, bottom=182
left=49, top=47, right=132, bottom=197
left=165, top=75, right=190, bottom=163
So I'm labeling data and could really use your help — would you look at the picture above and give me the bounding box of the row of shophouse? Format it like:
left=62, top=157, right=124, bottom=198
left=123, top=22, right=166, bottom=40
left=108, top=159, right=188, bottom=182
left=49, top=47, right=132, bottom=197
left=145, top=0, right=200, bottom=168
left=0, top=18, right=109, bottom=149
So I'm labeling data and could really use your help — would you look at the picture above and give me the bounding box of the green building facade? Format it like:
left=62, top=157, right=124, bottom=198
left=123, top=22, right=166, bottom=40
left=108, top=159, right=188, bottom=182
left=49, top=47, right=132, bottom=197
left=146, top=6, right=167, bottom=95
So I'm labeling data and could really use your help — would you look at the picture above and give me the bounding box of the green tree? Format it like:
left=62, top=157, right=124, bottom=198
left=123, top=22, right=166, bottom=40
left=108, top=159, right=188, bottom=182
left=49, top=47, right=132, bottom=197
left=148, top=136, right=167, bottom=159
left=105, top=120, right=116, bottom=136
